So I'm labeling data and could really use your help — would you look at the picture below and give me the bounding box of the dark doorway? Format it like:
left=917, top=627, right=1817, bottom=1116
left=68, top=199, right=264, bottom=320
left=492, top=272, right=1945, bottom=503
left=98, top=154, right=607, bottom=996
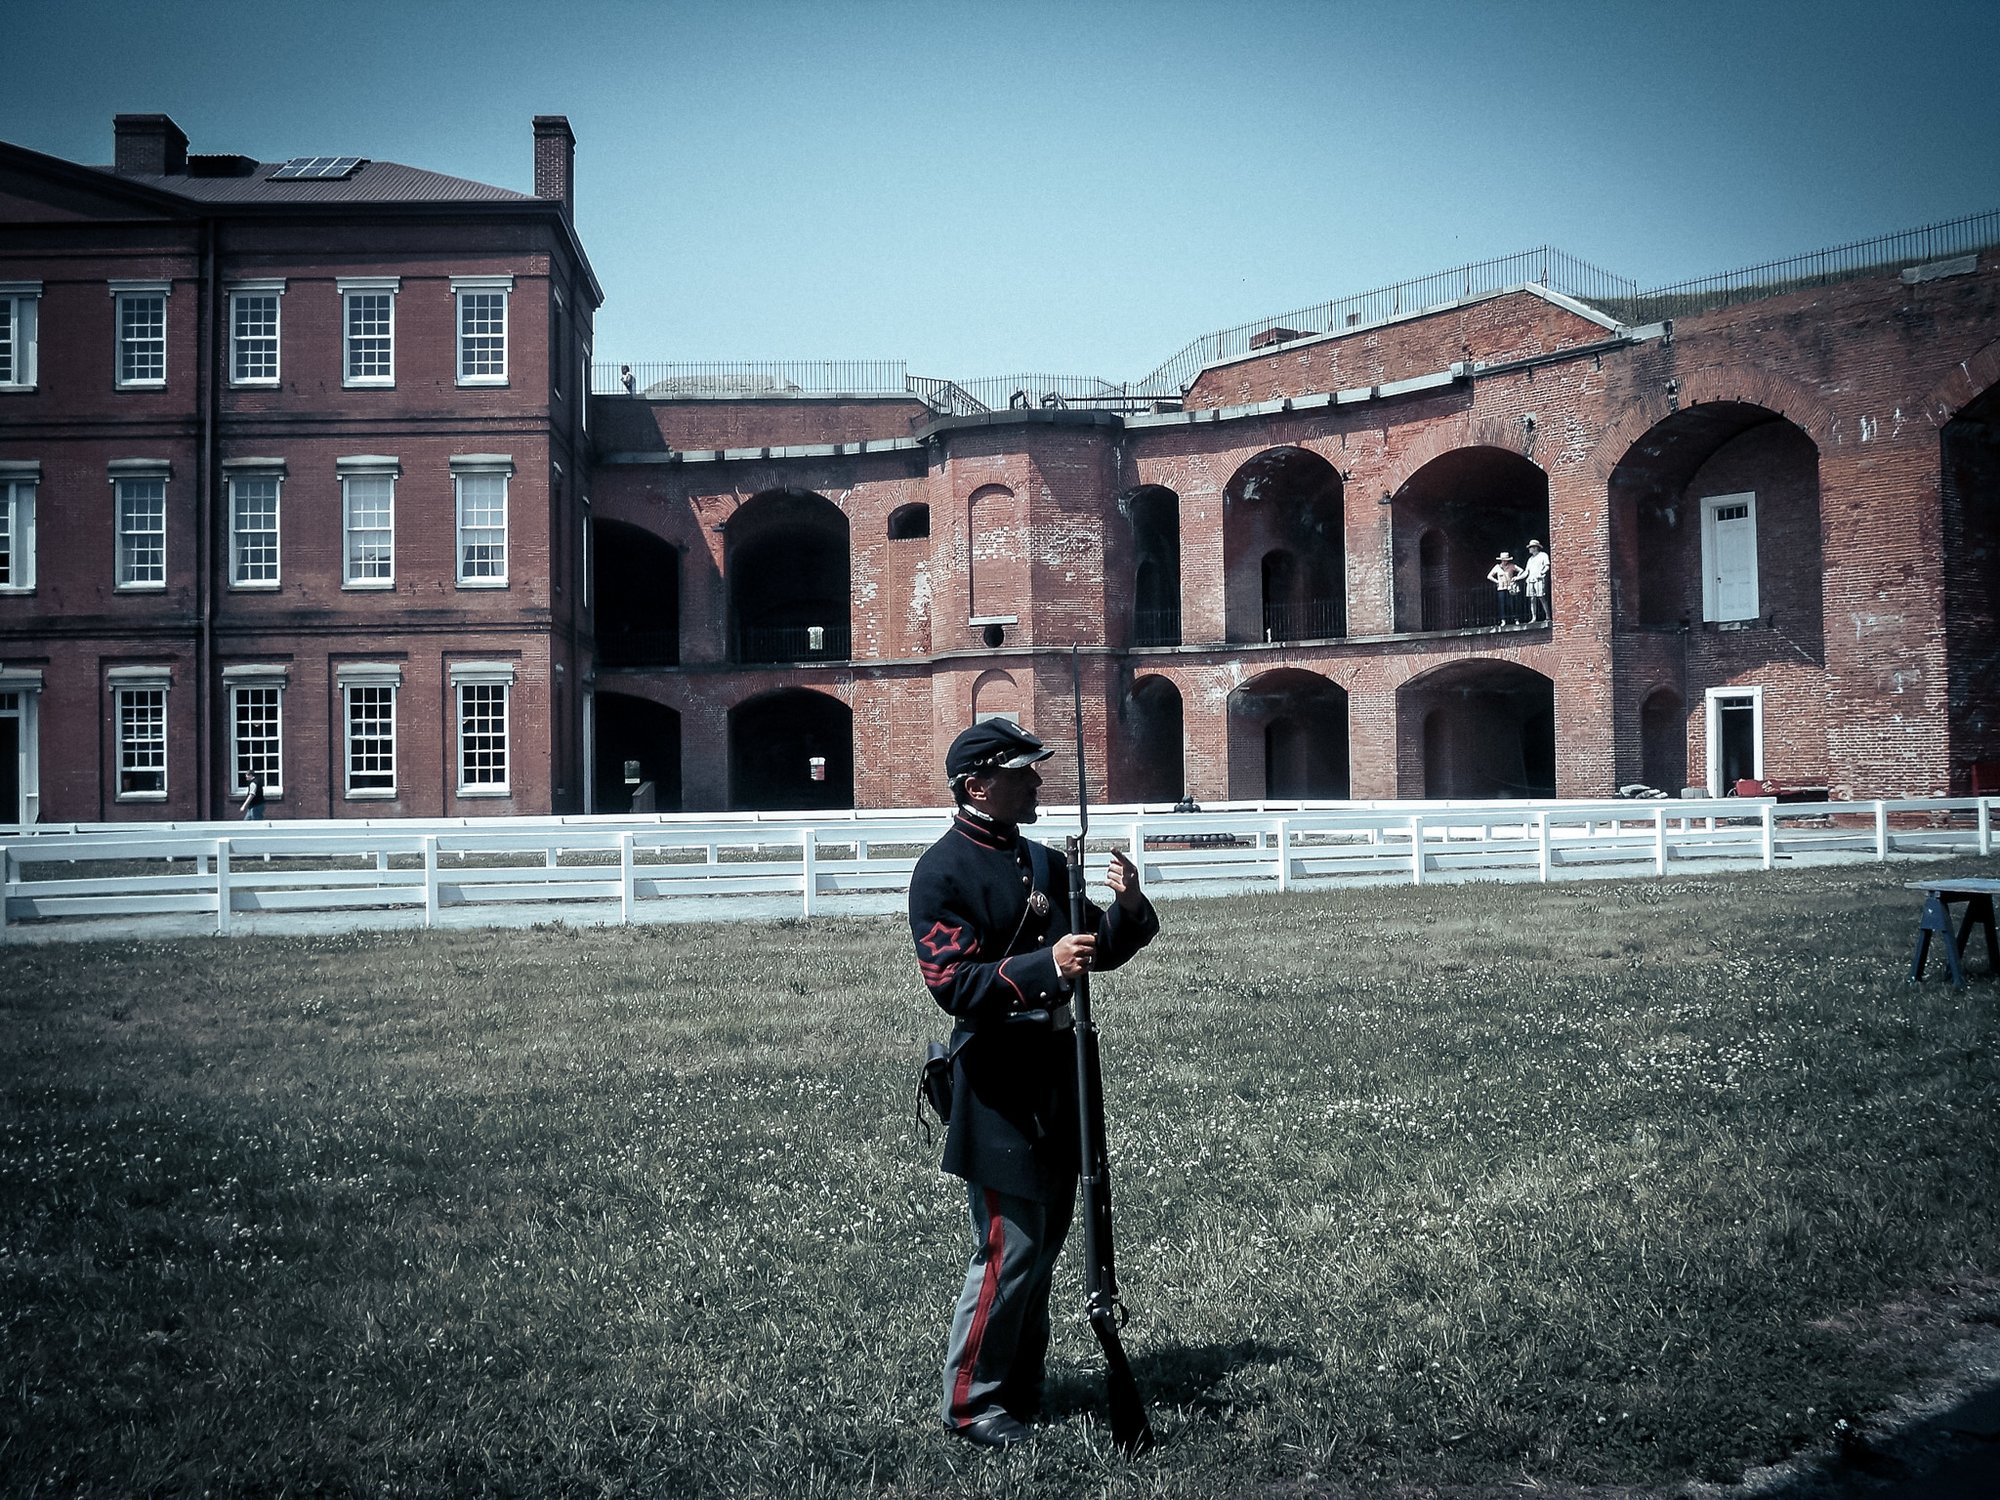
left=729, top=490, right=851, bottom=663
left=1401, top=660, right=1557, bottom=799
left=1227, top=670, right=1350, bottom=800
left=0, top=712, right=19, bottom=825
left=1714, top=694, right=1758, bottom=790
left=729, top=690, right=853, bottom=810
left=1640, top=689, right=1686, bottom=794
left=1129, top=487, right=1182, bottom=645
left=1125, top=676, right=1185, bottom=803
left=594, top=693, right=681, bottom=812
left=1223, top=447, right=1345, bottom=643
left=595, top=522, right=681, bottom=667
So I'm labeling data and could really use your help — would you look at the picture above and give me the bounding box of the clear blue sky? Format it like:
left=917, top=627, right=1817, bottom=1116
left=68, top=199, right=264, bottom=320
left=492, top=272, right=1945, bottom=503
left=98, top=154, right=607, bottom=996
left=8, top=0, right=1997, bottom=383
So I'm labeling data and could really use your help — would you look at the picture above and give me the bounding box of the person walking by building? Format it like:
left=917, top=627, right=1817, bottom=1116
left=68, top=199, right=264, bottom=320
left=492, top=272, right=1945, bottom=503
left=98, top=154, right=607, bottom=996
left=1487, top=551, right=1524, bottom=625
left=908, top=719, right=1160, bottom=1450
left=1522, top=539, right=1551, bottom=624
left=619, top=364, right=638, bottom=394
left=239, top=773, right=266, bottom=821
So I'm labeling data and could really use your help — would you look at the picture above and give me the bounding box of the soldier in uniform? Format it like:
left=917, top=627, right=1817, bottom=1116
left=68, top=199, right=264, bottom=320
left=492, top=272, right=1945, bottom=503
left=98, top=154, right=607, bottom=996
left=909, top=719, right=1160, bottom=1449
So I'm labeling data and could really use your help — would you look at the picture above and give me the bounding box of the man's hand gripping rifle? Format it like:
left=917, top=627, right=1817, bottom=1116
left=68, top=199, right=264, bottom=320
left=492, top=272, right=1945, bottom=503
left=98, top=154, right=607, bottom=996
left=1068, top=644, right=1156, bottom=1457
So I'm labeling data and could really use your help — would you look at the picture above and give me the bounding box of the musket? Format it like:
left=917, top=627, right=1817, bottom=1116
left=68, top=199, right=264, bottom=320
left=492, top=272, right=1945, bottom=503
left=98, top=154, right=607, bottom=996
left=1067, top=643, right=1156, bottom=1456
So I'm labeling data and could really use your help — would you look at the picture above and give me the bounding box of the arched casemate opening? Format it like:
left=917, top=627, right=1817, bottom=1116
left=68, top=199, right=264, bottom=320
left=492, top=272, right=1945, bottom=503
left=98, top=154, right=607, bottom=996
left=1391, top=448, right=1549, bottom=632
left=728, top=689, right=852, bottom=810
left=593, top=692, right=681, bottom=812
left=1126, top=486, right=1182, bottom=646
left=885, top=503, right=933, bottom=656
left=594, top=521, right=680, bottom=667
left=1399, top=659, right=1555, bottom=799
left=728, top=489, right=851, bottom=663
left=1122, top=675, right=1185, bottom=804
left=1226, top=669, right=1349, bottom=800
left=1941, top=381, right=2000, bottom=791
left=1222, top=448, right=1345, bottom=643
left=1607, top=404, right=1822, bottom=641
left=1639, top=687, right=1688, bottom=795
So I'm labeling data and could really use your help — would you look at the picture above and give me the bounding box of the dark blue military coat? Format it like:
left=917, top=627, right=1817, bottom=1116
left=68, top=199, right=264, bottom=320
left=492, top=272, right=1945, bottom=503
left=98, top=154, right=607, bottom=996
left=909, top=810, right=1159, bottom=1201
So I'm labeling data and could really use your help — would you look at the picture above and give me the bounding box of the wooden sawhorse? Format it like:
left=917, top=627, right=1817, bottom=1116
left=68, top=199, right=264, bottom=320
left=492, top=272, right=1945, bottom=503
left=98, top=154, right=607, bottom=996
left=1907, top=878, right=2000, bottom=989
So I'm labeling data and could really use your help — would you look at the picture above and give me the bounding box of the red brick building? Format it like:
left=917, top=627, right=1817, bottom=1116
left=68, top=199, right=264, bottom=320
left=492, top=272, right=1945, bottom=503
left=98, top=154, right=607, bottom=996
left=591, top=234, right=2000, bottom=813
left=4, top=116, right=1996, bottom=823
left=0, top=115, right=598, bottom=823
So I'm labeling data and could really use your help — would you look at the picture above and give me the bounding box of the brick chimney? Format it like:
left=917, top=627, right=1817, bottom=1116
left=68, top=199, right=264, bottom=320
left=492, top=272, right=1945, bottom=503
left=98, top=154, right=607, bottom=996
left=114, top=114, right=189, bottom=176
left=533, top=116, right=574, bottom=219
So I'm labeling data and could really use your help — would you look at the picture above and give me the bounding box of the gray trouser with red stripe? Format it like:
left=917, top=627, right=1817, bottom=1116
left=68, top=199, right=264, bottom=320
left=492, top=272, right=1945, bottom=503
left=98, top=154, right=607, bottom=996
left=941, top=1182, right=1076, bottom=1426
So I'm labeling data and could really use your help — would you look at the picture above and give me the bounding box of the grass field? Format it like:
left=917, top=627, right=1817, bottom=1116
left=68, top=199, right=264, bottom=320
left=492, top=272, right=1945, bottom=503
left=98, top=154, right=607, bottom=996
left=4, top=861, right=1999, bottom=1498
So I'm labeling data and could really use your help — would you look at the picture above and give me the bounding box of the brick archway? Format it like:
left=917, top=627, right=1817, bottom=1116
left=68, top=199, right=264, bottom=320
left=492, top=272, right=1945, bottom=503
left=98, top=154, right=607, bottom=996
left=1922, top=334, right=2000, bottom=427
left=1582, top=366, right=1836, bottom=488
left=1384, top=414, right=1537, bottom=497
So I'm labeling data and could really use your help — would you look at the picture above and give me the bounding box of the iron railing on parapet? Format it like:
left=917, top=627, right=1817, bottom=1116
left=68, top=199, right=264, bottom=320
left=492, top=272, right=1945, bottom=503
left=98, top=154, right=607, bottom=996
left=593, top=360, right=911, bottom=397
left=1133, top=247, right=1640, bottom=396
left=1602, top=208, right=2000, bottom=325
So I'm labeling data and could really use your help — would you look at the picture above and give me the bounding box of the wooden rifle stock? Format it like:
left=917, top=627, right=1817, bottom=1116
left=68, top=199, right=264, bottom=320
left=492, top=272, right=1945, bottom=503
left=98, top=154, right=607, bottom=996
left=1069, top=645, right=1156, bottom=1456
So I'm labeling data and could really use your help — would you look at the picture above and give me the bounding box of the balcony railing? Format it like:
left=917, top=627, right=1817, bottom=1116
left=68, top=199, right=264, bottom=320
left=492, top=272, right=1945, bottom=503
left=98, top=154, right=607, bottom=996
left=737, top=623, right=851, bottom=664
left=1133, top=607, right=1182, bottom=647
left=1414, top=583, right=1553, bottom=633
left=1261, top=600, right=1346, bottom=643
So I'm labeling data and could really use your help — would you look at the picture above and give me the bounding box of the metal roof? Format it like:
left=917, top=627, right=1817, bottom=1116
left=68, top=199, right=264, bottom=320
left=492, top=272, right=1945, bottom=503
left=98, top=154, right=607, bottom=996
left=94, top=159, right=536, bottom=205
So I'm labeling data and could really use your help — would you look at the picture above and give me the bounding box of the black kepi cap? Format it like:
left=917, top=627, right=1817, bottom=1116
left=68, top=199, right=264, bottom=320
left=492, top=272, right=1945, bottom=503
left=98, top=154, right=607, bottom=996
left=946, top=719, right=1054, bottom=781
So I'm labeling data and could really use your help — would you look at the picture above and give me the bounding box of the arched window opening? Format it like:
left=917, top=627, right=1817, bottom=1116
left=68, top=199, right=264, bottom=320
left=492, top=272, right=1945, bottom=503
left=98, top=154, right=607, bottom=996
left=1398, top=660, right=1556, bottom=799
left=728, top=489, right=850, bottom=664
left=1128, top=486, right=1182, bottom=646
left=1124, top=676, right=1185, bottom=803
left=1226, top=669, right=1349, bottom=800
left=1390, top=448, right=1549, bottom=632
left=728, top=689, right=853, bottom=810
left=593, top=692, right=681, bottom=812
left=594, top=521, right=681, bottom=667
left=1222, top=448, right=1345, bottom=643
left=888, top=504, right=930, bottom=540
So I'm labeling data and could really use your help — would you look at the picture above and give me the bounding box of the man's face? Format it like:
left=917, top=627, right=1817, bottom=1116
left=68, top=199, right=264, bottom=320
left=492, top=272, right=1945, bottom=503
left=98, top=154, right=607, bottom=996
left=969, top=764, right=1042, bottom=824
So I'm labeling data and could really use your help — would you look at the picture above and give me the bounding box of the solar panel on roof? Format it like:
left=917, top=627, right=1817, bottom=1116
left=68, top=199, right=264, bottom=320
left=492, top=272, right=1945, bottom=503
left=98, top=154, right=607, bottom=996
left=269, top=156, right=366, bottom=181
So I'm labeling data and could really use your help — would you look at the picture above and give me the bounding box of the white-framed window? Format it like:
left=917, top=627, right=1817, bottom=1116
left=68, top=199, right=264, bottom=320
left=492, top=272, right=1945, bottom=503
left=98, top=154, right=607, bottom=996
left=339, top=277, right=398, bottom=387
left=110, top=669, right=170, bottom=800
left=224, top=667, right=286, bottom=796
left=453, top=275, right=510, bottom=386
left=451, top=662, right=515, bottom=796
left=451, top=456, right=510, bottom=586
left=228, top=281, right=284, bottom=385
left=1700, top=491, right=1760, bottom=623
left=112, top=466, right=168, bottom=588
left=337, top=458, right=397, bottom=587
left=338, top=664, right=401, bottom=798
left=0, top=282, right=41, bottom=390
left=112, top=281, right=170, bottom=388
left=225, top=467, right=282, bottom=587
left=1705, top=685, right=1764, bottom=795
left=0, top=467, right=36, bottom=591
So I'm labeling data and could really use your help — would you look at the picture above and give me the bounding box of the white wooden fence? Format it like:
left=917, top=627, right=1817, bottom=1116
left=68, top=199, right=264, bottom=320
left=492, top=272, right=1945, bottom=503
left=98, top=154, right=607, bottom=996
left=3, top=797, right=1993, bottom=936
